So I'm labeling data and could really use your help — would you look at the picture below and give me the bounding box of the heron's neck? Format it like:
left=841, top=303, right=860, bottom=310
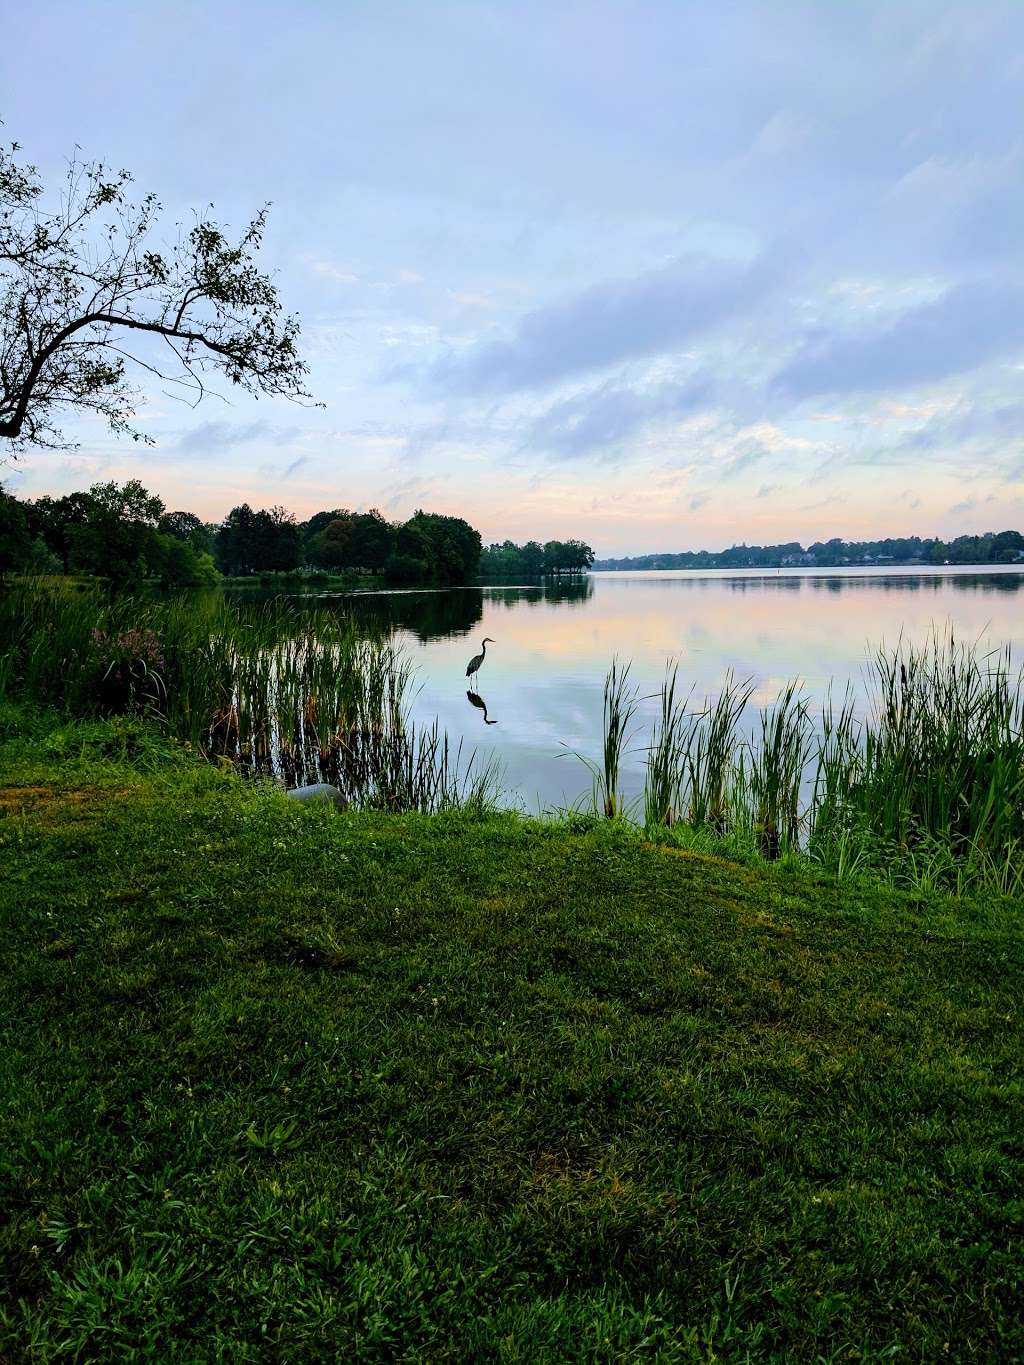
left=481, top=640, right=487, bottom=656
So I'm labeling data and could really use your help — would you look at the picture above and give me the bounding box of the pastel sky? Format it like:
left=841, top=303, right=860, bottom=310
left=3, top=0, right=1024, bottom=555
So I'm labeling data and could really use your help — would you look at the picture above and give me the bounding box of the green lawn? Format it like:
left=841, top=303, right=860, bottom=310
left=1, top=712, right=1022, bottom=1361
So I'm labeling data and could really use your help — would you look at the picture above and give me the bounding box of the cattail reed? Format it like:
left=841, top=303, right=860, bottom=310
left=644, top=662, right=691, bottom=828
left=564, top=658, right=639, bottom=818
left=682, top=673, right=753, bottom=834
left=747, top=681, right=811, bottom=859
left=598, top=659, right=639, bottom=818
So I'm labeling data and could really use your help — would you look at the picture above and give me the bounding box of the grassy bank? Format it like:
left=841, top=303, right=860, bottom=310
left=1, top=708, right=1022, bottom=1360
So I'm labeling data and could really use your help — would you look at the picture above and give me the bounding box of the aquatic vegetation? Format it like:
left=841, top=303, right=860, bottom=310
left=680, top=672, right=753, bottom=834
left=566, top=658, right=639, bottom=818
left=0, top=582, right=494, bottom=814
left=636, top=631, right=1024, bottom=893
left=746, top=680, right=813, bottom=859
left=644, top=666, right=755, bottom=836
left=643, top=661, right=690, bottom=828
left=809, top=632, right=1024, bottom=893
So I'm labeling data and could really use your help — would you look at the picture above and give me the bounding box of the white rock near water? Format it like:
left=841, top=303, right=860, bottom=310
left=285, top=783, right=349, bottom=810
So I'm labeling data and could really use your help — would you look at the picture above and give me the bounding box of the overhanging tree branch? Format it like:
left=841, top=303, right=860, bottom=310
left=0, top=135, right=319, bottom=453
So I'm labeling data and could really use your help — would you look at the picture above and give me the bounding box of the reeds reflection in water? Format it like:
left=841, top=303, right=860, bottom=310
left=0, top=582, right=500, bottom=813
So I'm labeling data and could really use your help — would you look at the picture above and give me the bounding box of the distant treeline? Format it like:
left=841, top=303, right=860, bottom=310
left=0, top=481, right=592, bottom=588
left=594, top=531, right=1024, bottom=572
left=480, top=538, right=594, bottom=577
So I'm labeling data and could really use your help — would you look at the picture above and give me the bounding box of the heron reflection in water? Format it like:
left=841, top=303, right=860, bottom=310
left=466, top=690, right=497, bottom=724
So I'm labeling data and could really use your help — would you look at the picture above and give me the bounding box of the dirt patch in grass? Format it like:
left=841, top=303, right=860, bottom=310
left=0, top=784, right=128, bottom=823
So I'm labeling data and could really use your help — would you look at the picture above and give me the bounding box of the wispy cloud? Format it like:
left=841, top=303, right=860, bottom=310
left=303, top=256, right=360, bottom=285
left=772, top=279, right=1024, bottom=401
left=448, top=290, right=491, bottom=308
left=430, top=249, right=785, bottom=395
left=897, top=398, right=1024, bottom=453
left=176, top=422, right=301, bottom=453
left=527, top=373, right=715, bottom=457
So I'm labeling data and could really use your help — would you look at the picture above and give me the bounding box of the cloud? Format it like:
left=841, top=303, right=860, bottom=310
left=176, top=422, right=300, bottom=453
left=689, top=492, right=709, bottom=511
left=283, top=455, right=310, bottom=477
left=431, top=249, right=784, bottom=394
left=897, top=398, right=1024, bottom=453
left=721, top=440, right=772, bottom=479
left=448, top=290, right=491, bottom=308
left=799, top=494, right=842, bottom=512
left=773, top=279, right=1024, bottom=401
left=379, top=474, right=441, bottom=513
left=528, top=373, right=715, bottom=456
left=304, top=256, right=360, bottom=284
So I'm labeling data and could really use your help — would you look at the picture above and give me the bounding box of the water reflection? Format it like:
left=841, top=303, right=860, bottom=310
left=226, top=576, right=593, bottom=639
left=481, top=579, right=594, bottom=612
left=466, top=690, right=498, bottom=725
left=395, top=567, right=1024, bottom=812
left=225, top=567, right=1024, bottom=811
left=329, top=588, right=485, bottom=640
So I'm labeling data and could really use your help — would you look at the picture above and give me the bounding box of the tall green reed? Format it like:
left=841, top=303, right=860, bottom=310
left=743, top=681, right=812, bottom=859
left=682, top=673, right=754, bottom=833
left=811, top=630, right=1024, bottom=879
left=565, top=658, right=639, bottom=818
left=644, top=662, right=692, bottom=828
left=637, top=631, right=1024, bottom=892
left=641, top=670, right=754, bottom=837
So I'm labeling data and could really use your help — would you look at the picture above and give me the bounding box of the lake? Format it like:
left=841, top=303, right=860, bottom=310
left=233, top=566, right=1024, bottom=812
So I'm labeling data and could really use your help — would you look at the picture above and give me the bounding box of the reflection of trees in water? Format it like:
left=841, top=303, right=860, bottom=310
left=804, top=574, right=1024, bottom=595
left=344, top=589, right=485, bottom=641
left=344, top=579, right=594, bottom=639
left=484, top=579, right=594, bottom=612
left=684, top=574, right=1024, bottom=596
left=225, top=578, right=594, bottom=642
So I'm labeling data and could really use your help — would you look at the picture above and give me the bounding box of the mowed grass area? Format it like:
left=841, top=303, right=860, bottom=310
left=1, top=713, right=1022, bottom=1361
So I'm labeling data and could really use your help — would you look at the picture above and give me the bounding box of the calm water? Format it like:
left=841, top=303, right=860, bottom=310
left=237, top=567, right=1024, bottom=812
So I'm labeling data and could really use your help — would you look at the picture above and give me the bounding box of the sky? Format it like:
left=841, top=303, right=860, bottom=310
left=2, top=0, right=1023, bottom=555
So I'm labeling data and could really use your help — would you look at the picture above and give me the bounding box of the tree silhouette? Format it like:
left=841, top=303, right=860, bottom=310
left=0, top=137, right=315, bottom=453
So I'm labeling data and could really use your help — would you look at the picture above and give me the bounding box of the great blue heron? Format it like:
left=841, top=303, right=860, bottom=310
left=465, top=637, right=495, bottom=688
